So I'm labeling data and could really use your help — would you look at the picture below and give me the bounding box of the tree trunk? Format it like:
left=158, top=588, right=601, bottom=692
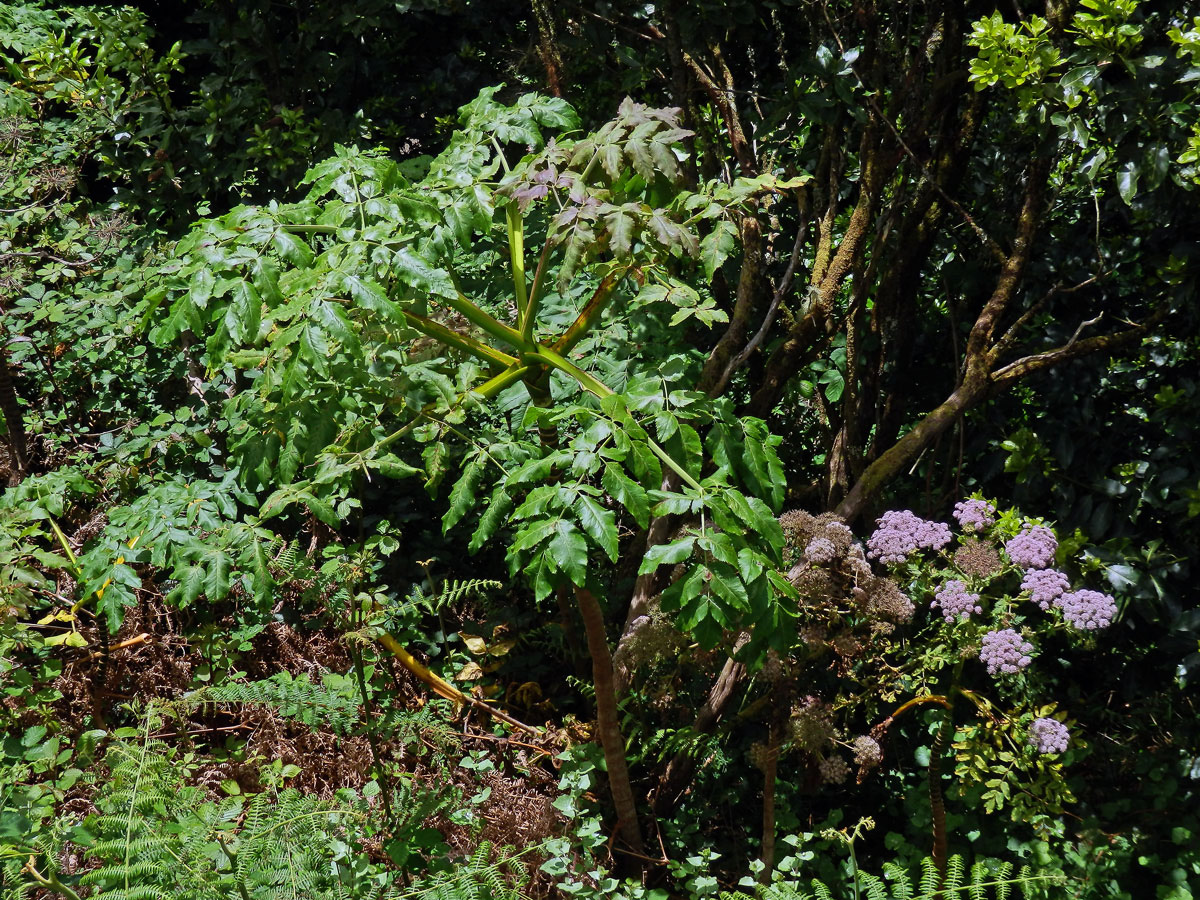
left=835, top=379, right=987, bottom=522
left=529, top=0, right=565, bottom=98
left=653, top=651, right=746, bottom=817
left=576, top=586, right=645, bottom=853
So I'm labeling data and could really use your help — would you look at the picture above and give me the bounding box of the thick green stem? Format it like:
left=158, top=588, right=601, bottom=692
left=442, top=292, right=530, bottom=350
left=401, top=310, right=519, bottom=368
left=506, top=203, right=529, bottom=325
left=552, top=270, right=623, bottom=354
left=525, top=235, right=554, bottom=342
left=22, top=860, right=83, bottom=900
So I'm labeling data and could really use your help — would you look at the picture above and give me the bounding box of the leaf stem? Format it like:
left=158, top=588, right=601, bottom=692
left=375, top=364, right=532, bottom=454
left=530, top=345, right=704, bottom=491
left=400, top=310, right=519, bottom=368
left=552, top=269, right=624, bottom=354
left=524, top=233, right=554, bottom=342
left=506, top=203, right=529, bottom=324
left=440, top=292, right=530, bottom=350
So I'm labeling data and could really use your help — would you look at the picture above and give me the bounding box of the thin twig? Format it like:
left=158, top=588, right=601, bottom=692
left=820, top=1, right=1005, bottom=263
left=715, top=208, right=809, bottom=393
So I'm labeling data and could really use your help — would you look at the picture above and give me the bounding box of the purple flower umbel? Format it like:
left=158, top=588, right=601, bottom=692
left=979, top=628, right=1034, bottom=675
left=1005, top=525, right=1058, bottom=569
left=1028, top=717, right=1070, bottom=754
left=932, top=580, right=982, bottom=622
left=867, top=510, right=952, bottom=565
left=953, top=499, right=995, bottom=532
left=1057, top=589, right=1117, bottom=630
left=1022, top=568, right=1071, bottom=610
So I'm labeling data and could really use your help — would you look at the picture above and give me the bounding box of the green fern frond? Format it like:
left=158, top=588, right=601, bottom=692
left=639, top=725, right=726, bottom=766
left=186, top=671, right=363, bottom=733
left=1017, top=865, right=1036, bottom=899
left=80, top=860, right=171, bottom=885
left=883, top=860, right=913, bottom=900
left=969, top=860, right=989, bottom=900
left=437, top=578, right=503, bottom=607
left=409, top=841, right=527, bottom=900
left=861, top=871, right=890, bottom=900
left=994, top=862, right=1015, bottom=900
left=945, top=855, right=966, bottom=893
left=919, top=857, right=940, bottom=896
left=84, top=889, right=170, bottom=900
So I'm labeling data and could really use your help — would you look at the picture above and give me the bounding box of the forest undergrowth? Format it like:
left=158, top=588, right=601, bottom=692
left=3, top=2, right=1199, bottom=899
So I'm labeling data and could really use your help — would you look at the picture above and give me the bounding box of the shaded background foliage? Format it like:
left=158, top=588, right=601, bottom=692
left=1, top=0, right=1198, bottom=897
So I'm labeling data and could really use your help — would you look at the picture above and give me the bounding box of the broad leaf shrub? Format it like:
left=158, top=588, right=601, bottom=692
left=143, top=87, right=804, bottom=662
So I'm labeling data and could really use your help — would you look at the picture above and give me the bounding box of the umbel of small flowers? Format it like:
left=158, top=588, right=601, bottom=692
left=979, top=628, right=1034, bottom=675
left=852, top=735, right=883, bottom=768
left=953, top=498, right=995, bottom=532
left=1005, top=524, right=1058, bottom=569
left=1022, top=568, right=1070, bottom=610
left=1021, top=570, right=1117, bottom=628
left=1057, top=589, right=1118, bottom=630
left=1028, top=717, right=1070, bottom=754
left=866, top=510, right=952, bottom=564
left=931, top=579, right=982, bottom=622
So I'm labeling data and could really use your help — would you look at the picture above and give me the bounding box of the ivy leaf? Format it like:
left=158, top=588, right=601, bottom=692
left=443, top=456, right=487, bottom=532
left=469, top=486, right=513, bottom=553
left=602, top=462, right=649, bottom=528
left=548, top=520, right=588, bottom=587
left=576, top=495, right=618, bottom=562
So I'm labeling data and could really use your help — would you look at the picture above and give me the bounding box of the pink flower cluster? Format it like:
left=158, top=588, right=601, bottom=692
left=1004, top=525, right=1058, bottom=569
left=1057, top=589, right=1118, bottom=630
left=867, top=510, right=952, bottom=565
left=1021, top=568, right=1071, bottom=610
left=1028, top=717, right=1070, bottom=754
left=979, top=628, right=1034, bottom=675
left=953, top=498, right=995, bottom=532
left=932, top=579, right=982, bottom=622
